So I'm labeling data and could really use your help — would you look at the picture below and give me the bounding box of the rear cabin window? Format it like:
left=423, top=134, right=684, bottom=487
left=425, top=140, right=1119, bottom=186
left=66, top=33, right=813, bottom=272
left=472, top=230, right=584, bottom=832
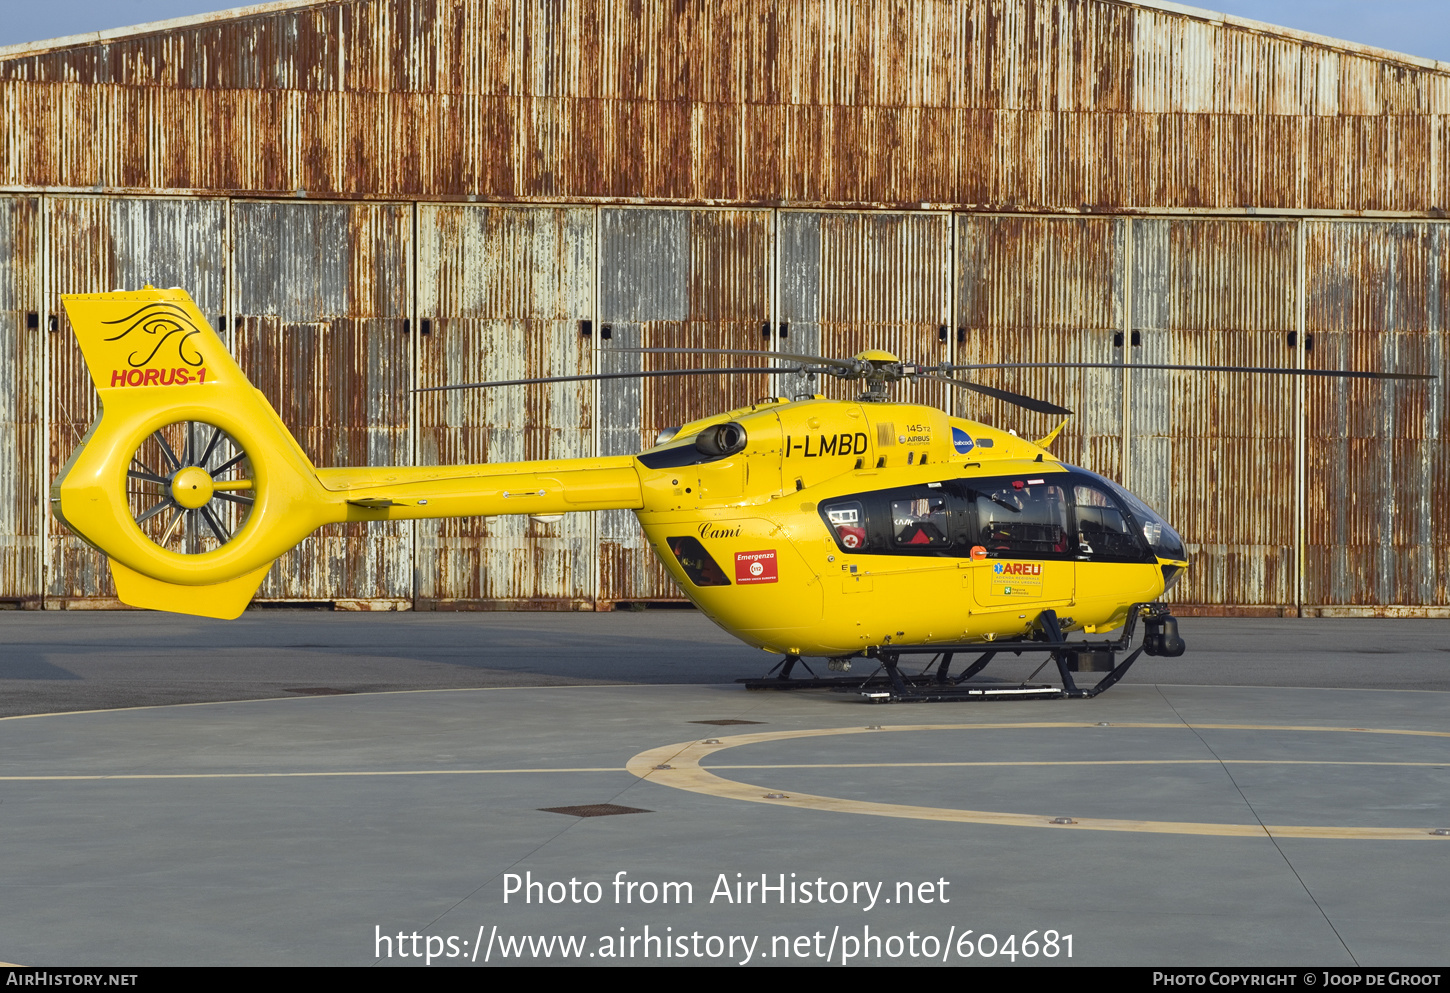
left=890, top=495, right=949, bottom=548
left=824, top=501, right=867, bottom=551
left=820, top=484, right=963, bottom=557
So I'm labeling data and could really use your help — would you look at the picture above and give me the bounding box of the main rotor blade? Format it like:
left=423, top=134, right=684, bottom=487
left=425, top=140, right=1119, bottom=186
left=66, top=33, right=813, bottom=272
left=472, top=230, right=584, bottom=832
left=920, top=374, right=1074, bottom=415
left=615, top=347, right=863, bottom=372
left=940, top=362, right=1434, bottom=381
left=415, top=366, right=818, bottom=392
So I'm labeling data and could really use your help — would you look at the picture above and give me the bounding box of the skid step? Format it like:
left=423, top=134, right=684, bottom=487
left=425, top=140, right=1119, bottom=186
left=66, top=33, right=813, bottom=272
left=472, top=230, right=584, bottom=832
left=861, top=685, right=1066, bottom=703
left=740, top=673, right=933, bottom=691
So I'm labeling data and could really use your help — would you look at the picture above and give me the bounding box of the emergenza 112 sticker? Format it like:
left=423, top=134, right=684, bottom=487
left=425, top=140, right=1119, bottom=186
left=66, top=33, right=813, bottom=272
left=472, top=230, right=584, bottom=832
left=735, top=550, right=778, bottom=584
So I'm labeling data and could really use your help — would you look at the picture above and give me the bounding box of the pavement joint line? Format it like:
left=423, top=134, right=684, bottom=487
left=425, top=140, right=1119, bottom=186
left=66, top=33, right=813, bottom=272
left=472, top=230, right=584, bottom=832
left=626, top=723, right=1450, bottom=839
left=2, top=683, right=1445, bottom=725
left=6, top=758, right=1445, bottom=783
left=0, top=768, right=627, bottom=781
left=1156, top=685, right=1359, bottom=966
left=0, top=682, right=648, bottom=722
left=6, top=722, right=1448, bottom=782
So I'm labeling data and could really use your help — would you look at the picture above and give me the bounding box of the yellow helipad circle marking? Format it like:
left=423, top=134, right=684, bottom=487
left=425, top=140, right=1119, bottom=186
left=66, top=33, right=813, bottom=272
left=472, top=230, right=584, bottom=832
left=625, top=722, right=1450, bottom=840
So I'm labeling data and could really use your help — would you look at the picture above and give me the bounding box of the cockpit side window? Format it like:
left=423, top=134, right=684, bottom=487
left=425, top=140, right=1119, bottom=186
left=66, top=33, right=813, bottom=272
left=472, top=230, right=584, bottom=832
left=1071, top=482, right=1148, bottom=561
left=972, top=479, right=1071, bottom=557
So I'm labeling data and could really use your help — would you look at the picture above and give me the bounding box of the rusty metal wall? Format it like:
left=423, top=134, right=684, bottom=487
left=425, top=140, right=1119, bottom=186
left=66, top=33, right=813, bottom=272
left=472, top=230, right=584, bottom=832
left=1126, top=8, right=1445, bottom=212
left=45, top=196, right=229, bottom=601
left=0, top=1, right=1446, bottom=613
left=1127, top=217, right=1299, bottom=610
left=778, top=210, right=950, bottom=409
left=5, top=196, right=1449, bottom=613
left=1304, top=221, right=1448, bottom=607
left=0, top=195, right=41, bottom=600
left=597, top=206, right=772, bottom=601
left=954, top=215, right=1126, bottom=480
left=415, top=203, right=595, bottom=606
left=231, top=199, right=413, bottom=601
left=2, top=1, right=1447, bottom=214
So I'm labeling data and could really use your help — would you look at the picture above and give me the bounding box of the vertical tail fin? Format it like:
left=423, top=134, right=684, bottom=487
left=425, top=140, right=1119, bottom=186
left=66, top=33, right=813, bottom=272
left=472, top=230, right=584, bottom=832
left=55, top=287, right=331, bottom=618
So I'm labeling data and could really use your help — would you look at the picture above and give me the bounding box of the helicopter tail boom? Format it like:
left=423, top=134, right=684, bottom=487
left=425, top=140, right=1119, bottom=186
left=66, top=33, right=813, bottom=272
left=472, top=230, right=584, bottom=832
left=315, top=459, right=644, bottom=521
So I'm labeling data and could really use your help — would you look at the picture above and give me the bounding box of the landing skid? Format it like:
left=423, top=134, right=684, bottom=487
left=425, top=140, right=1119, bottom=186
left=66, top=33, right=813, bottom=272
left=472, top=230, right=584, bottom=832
left=738, top=603, right=1184, bottom=702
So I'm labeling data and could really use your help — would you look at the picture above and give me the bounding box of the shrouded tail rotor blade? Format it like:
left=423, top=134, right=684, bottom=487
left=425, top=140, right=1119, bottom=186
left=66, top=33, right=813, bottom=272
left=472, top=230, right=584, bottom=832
left=922, top=374, right=1073, bottom=415
left=415, top=366, right=818, bottom=393
left=941, top=362, right=1434, bottom=381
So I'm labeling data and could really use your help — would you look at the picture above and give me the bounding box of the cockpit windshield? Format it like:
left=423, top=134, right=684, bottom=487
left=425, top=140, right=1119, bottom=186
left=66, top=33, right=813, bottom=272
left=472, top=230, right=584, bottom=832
left=1066, top=465, right=1187, bottom=561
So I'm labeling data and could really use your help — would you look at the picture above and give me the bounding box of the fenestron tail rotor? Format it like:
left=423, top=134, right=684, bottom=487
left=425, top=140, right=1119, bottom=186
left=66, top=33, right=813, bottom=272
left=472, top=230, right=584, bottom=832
left=126, top=420, right=254, bottom=555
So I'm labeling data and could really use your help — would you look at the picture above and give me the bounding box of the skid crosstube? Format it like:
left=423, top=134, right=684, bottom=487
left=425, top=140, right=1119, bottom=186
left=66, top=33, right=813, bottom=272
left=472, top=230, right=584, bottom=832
left=739, top=603, right=1181, bottom=702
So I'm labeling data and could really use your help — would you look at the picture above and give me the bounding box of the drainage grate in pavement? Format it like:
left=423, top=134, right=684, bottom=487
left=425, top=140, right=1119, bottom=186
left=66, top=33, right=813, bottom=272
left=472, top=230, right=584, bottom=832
left=539, top=804, right=653, bottom=818
left=689, top=719, right=764, bottom=726
left=284, top=687, right=356, bottom=695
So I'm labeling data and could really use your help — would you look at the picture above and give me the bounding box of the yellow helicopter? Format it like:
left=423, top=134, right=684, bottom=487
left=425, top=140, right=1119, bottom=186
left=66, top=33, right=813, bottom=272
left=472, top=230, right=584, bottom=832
left=52, top=287, right=1429, bottom=701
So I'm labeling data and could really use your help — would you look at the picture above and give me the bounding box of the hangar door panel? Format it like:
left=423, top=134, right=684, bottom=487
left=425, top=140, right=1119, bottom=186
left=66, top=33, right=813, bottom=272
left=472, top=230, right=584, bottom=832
left=777, top=211, right=950, bottom=409
left=232, top=201, right=413, bottom=602
left=0, top=196, right=42, bottom=600
left=954, top=215, right=1127, bottom=482
left=46, top=197, right=228, bottom=601
left=1304, top=222, right=1447, bottom=607
left=1128, top=218, right=1298, bottom=610
left=598, top=207, right=772, bottom=603
left=416, top=205, right=596, bottom=605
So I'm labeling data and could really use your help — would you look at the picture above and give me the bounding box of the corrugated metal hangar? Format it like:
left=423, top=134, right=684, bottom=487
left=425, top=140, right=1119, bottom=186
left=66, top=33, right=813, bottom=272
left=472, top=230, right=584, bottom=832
left=0, top=0, right=1446, bottom=614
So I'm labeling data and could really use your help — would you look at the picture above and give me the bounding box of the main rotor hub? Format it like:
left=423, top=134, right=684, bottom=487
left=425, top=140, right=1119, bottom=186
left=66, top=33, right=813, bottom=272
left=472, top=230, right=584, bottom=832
left=170, top=466, right=215, bottom=509
left=852, top=349, right=900, bottom=365
left=846, top=350, right=907, bottom=400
